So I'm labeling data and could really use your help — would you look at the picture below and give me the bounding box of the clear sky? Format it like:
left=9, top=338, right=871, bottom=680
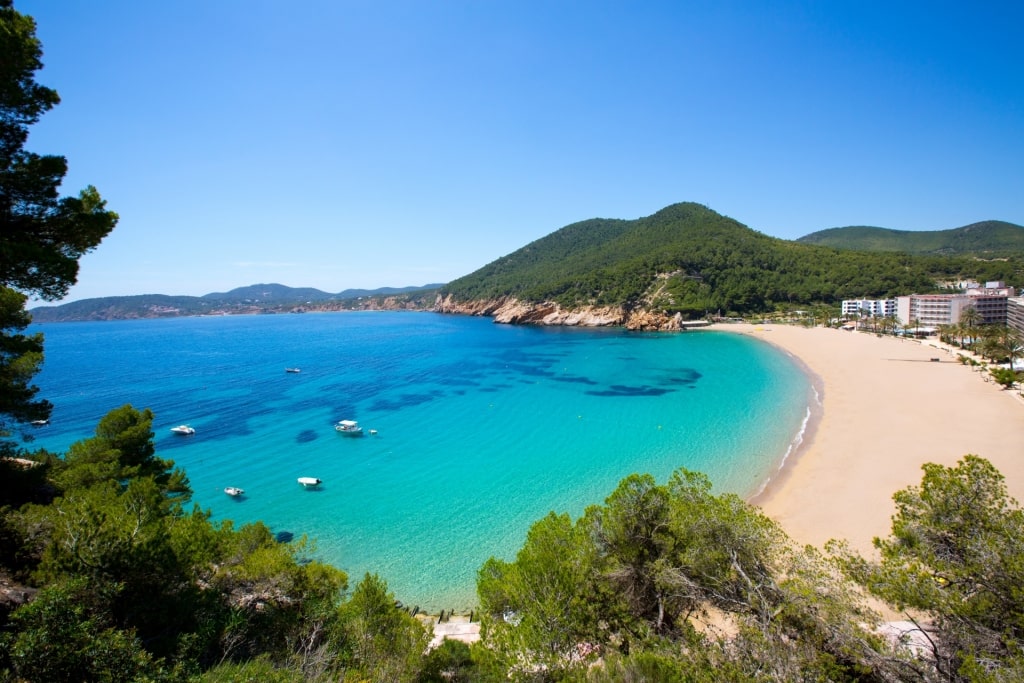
left=18, top=0, right=1024, bottom=303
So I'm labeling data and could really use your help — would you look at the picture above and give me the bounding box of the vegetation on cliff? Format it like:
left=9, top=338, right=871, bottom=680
left=441, top=204, right=1020, bottom=319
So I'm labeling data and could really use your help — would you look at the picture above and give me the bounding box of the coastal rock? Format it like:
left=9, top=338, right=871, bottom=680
left=434, top=294, right=700, bottom=330
left=433, top=294, right=511, bottom=317
left=625, top=309, right=684, bottom=331
left=435, top=294, right=625, bottom=326
left=492, top=300, right=624, bottom=327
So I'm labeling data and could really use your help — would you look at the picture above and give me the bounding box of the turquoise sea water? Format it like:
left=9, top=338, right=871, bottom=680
left=28, top=312, right=810, bottom=611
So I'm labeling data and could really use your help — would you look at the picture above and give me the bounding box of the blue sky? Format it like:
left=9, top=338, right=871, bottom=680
left=19, top=0, right=1024, bottom=302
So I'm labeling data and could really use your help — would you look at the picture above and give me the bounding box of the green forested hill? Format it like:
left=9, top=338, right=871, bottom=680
left=442, top=203, right=1018, bottom=318
left=796, top=220, right=1024, bottom=256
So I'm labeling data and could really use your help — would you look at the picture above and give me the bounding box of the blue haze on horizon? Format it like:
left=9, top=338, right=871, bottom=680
left=17, top=0, right=1024, bottom=303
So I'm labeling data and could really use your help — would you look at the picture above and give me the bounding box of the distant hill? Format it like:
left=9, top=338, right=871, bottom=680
left=441, top=203, right=1020, bottom=320
left=29, top=283, right=444, bottom=322
left=201, top=283, right=336, bottom=302
left=796, top=221, right=1024, bottom=257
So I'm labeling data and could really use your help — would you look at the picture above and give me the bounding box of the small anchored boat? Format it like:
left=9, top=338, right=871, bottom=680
left=297, top=477, right=322, bottom=488
left=285, top=367, right=301, bottom=373
left=170, top=425, right=195, bottom=435
left=224, top=486, right=244, bottom=497
left=335, top=420, right=364, bottom=436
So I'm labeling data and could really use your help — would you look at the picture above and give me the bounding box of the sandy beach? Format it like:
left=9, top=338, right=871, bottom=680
left=723, top=323, right=1024, bottom=557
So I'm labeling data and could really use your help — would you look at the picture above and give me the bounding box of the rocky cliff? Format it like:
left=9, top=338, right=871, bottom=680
left=433, top=295, right=688, bottom=331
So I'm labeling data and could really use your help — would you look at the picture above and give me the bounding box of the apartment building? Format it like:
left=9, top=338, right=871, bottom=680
left=895, top=294, right=974, bottom=328
left=839, top=299, right=897, bottom=321
left=1008, top=297, right=1024, bottom=336
left=894, top=283, right=1017, bottom=328
left=841, top=299, right=896, bottom=318
left=967, top=282, right=1015, bottom=325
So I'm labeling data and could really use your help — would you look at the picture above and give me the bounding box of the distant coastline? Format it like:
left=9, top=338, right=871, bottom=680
left=29, top=283, right=443, bottom=323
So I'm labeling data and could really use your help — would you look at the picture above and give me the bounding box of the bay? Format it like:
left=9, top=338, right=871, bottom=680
left=28, top=312, right=810, bottom=611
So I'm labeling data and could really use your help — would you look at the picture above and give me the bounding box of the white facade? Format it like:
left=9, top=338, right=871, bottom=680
left=841, top=299, right=896, bottom=318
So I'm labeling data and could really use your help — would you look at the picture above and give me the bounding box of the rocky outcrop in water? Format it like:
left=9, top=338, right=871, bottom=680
left=435, top=294, right=623, bottom=326
left=624, top=309, right=685, bottom=331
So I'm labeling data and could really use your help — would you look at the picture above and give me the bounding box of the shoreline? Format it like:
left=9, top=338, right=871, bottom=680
left=717, top=323, right=1024, bottom=557
left=746, top=330, right=827, bottom=506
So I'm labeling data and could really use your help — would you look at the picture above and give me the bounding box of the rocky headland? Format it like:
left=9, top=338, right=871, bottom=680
left=433, top=294, right=695, bottom=331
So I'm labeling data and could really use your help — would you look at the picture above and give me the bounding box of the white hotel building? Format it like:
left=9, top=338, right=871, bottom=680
left=893, top=282, right=1016, bottom=328
left=841, top=299, right=896, bottom=318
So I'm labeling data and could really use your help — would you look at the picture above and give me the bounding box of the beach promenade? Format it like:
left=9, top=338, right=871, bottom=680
left=726, top=324, right=1024, bottom=557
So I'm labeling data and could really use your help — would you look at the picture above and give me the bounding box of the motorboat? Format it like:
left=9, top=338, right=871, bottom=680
left=297, top=477, right=322, bottom=488
left=170, top=425, right=195, bottom=435
left=335, top=419, right=364, bottom=436
left=30, top=419, right=49, bottom=426
left=285, top=367, right=301, bottom=373
left=224, top=487, right=244, bottom=497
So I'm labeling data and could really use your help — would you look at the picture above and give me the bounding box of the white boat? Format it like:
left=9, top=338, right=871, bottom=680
left=285, top=367, right=301, bottom=373
left=224, top=486, right=244, bottom=497
left=170, top=425, right=195, bottom=435
left=335, top=420, right=364, bottom=436
left=297, top=477, right=322, bottom=488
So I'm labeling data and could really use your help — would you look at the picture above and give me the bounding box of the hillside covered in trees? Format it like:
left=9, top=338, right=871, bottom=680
left=797, top=220, right=1024, bottom=257
left=440, top=204, right=1020, bottom=320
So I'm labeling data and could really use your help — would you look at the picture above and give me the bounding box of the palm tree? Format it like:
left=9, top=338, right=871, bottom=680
left=983, top=325, right=1023, bottom=368
left=959, top=306, right=983, bottom=349
left=1006, top=329, right=1024, bottom=371
left=882, top=315, right=900, bottom=337
left=937, top=323, right=956, bottom=345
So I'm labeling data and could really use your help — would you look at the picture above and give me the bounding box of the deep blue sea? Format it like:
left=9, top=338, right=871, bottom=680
left=27, top=312, right=810, bottom=611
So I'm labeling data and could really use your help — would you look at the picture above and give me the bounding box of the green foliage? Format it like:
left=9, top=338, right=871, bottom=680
left=989, top=366, right=1019, bottom=389
left=797, top=221, right=1024, bottom=258
left=55, top=404, right=191, bottom=500
left=834, top=455, right=1024, bottom=681
left=0, top=287, right=50, bottom=437
left=0, top=0, right=117, bottom=443
left=442, top=203, right=994, bottom=319
left=417, top=638, right=478, bottom=682
left=339, top=573, right=430, bottom=682
left=478, top=510, right=602, bottom=674
left=197, top=656, right=306, bottom=683
left=478, top=468, right=899, bottom=681
left=565, top=648, right=699, bottom=682
left=0, top=577, right=167, bottom=683
left=2, top=403, right=366, bottom=677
